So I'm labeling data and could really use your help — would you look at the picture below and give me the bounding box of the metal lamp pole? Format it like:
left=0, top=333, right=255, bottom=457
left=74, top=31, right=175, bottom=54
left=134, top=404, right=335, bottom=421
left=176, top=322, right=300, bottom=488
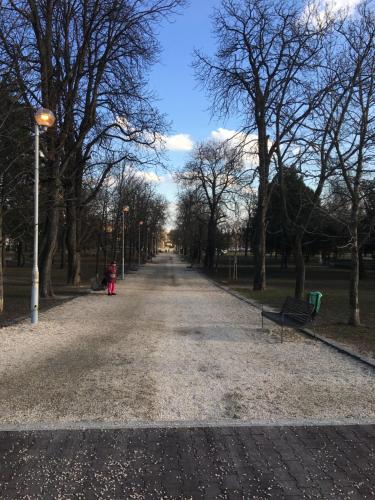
left=121, top=205, right=129, bottom=280
left=121, top=211, right=125, bottom=280
left=31, top=123, right=40, bottom=324
left=31, top=108, right=55, bottom=324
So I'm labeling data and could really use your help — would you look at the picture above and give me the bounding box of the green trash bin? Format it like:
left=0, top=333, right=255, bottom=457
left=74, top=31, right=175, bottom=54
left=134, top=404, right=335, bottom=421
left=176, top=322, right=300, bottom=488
left=307, top=291, right=323, bottom=314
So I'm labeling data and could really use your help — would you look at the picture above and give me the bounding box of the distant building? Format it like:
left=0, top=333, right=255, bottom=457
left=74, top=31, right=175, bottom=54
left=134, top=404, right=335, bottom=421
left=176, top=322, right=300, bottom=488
left=159, top=231, right=175, bottom=252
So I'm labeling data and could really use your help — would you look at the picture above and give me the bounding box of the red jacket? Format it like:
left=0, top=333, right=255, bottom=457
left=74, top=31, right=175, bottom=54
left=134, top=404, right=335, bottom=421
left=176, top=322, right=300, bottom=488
left=105, top=264, right=117, bottom=283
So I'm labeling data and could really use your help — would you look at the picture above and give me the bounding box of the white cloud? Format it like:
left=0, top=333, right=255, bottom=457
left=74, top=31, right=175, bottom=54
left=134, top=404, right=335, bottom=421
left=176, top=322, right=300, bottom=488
left=115, top=117, right=194, bottom=152
left=135, top=171, right=163, bottom=183
left=323, top=0, right=361, bottom=12
left=303, top=0, right=360, bottom=25
left=211, top=127, right=240, bottom=142
left=163, top=133, right=194, bottom=151
left=210, top=128, right=259, bottom=166
left=210, top=127, right=256, bottom=148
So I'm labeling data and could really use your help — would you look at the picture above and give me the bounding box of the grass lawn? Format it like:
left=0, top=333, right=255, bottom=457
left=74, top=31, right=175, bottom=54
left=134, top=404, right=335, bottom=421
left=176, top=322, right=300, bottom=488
left=1, top=256, right=101, bottom=326
left=208, top=259, right=375, bottom=358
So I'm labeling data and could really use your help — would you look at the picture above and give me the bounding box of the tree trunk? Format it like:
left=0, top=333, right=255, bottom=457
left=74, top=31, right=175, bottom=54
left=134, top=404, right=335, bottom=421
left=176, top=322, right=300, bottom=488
left=40, top=186, right=60, bottom=298
left=253, top=118, right=269, bottom=291
left=65, top=159, right=84, bottom=287
left=2, top=239, right=5, bottom=270
left=74, top=211, right=82, bottom=286
left=253, top=205, right=266, bottom=290
left=59, top=224, right=66, bottom=269
left=0, top=210, right=3, bottom=313
left=349, top=206, right=360, bottom=326
left=17, top=240, right=25, bottom=267
left=205, top=216, right=216, bottom=272
left=359, top=250, right=366, bottom=280
left=244, top=223, right=250, bottom=257
left=281, top=249, right=288, bottom=270
left=111, top=211, right=120, bottom=262
left=95, top=232, right=101, bottom=278
left=294, top=235, right=305, bottom=300
left=129, top=233, right=134, bottom=266
left=66, top=198, right=79, bottom=285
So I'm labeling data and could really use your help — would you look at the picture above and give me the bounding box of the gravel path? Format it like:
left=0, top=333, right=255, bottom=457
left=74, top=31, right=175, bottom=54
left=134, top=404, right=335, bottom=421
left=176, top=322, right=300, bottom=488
left=1, top=254, right=374, bottom=427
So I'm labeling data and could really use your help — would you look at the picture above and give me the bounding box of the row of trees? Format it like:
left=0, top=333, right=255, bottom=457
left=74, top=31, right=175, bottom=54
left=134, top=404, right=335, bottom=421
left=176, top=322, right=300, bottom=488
left=172, top=0, right=375, bottom=326
left=0, top=0, right=182, bottom=310
left=96, top=167, right=168, bottom=273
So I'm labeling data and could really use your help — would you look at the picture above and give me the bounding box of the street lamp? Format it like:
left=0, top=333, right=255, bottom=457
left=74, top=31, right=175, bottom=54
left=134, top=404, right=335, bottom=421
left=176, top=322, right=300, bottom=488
left=138, top=220, right=144, bottom=266
left=31, top=107, right=55, bottom=324
left=121, top=205, right=129, bottom=280
left=35, top=108, right=56, bottom=128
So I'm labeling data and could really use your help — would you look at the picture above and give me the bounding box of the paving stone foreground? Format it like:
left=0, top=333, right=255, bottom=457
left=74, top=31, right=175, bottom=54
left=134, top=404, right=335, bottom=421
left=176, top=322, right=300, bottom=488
left=1, top=425, right=374, bottom=499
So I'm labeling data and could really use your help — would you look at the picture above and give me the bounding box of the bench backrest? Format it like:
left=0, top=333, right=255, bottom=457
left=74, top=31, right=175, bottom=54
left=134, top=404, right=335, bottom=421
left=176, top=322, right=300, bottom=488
left=281, top=296, right=315, bottom=323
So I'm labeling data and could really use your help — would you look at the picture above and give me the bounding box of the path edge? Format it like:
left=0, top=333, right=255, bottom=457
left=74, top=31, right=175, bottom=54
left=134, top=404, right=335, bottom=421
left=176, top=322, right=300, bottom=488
left=1, top=418, right=375, bottom=432
left=205, top=275, right=375, bottom=371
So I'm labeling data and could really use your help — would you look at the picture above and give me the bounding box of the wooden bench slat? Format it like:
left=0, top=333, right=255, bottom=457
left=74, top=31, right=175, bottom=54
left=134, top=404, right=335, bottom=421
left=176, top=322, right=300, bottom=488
left=280, top=296, right=315, bottom=324
left=261, top=296, right=316, bottom=328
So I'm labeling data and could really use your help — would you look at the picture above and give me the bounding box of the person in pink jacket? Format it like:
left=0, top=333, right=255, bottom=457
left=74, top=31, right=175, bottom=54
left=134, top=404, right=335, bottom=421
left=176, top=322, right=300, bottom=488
left=105, top=261, right=117, bottom=295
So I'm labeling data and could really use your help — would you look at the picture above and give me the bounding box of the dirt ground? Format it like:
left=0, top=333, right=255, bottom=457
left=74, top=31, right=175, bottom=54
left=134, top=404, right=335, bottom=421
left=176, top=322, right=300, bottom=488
left=0, top=254, right=375, bottom=428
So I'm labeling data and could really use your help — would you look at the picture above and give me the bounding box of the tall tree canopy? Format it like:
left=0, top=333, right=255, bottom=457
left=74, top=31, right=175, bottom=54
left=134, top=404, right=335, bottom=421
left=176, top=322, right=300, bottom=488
left=0, top=0, right=183, bottom=296
left=194, top=0, right=331, bottom=291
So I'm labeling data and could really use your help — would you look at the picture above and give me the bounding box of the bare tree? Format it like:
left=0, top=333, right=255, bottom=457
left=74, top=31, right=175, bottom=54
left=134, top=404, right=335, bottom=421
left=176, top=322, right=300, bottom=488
left=0, top=80, right=32, bottom=312
left=194, top=0, right=332, bottom=291
left=0, top=0, right=183, bottom=296
left=108, top=167, right=168, bottom=266
left=306, top=2, right=375, bottom=325
left=173, top=187, right=208, bottom=261
left=178, top=140, right=244, bottom=272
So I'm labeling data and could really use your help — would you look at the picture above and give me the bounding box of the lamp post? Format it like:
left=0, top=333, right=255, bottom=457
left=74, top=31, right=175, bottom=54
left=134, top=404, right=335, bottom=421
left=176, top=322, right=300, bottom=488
left=121, top=205, right=129, bottom=280
left=31, top=108, right=55, bottom=324
left=138, top=220, right=144, bottom=266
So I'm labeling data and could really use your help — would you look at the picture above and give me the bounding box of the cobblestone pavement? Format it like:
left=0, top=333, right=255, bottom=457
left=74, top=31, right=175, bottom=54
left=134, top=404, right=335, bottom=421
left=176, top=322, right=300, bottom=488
left=1, top=425, right=374, bottom=499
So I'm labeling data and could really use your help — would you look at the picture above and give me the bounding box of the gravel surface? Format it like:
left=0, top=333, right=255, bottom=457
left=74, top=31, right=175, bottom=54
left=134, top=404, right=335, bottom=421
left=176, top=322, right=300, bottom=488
left=1, top=254, right=375, bottom=427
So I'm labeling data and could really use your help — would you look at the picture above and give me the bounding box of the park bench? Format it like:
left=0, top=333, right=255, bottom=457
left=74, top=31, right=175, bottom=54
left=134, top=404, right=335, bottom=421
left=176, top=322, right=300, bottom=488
left=261, top=296, right=316, bottom=342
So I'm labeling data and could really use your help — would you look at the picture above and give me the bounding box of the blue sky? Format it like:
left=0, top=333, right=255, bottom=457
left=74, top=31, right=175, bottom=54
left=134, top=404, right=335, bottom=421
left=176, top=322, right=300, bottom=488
left=148, top=0, right=361, bottom=228
left=150, top=0, right=242, bottom=139
left=147, top=0, right=240, bottom=225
